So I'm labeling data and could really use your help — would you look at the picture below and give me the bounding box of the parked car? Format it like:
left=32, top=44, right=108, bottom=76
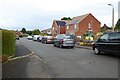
left=27, top=35, right=33, bottom=40
left=37, top=36, right=43, bottom=42
left=93, top=32, right=120, bottom=55
left=53, top=34, right=75, bottom=48
left=41, top=36, right=54, bottom=44
left=33, top=35, right=40, bottom=41
left=15, top=36, right=19, bottom=40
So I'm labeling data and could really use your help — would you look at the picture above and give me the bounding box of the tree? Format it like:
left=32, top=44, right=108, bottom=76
left=32, top=29, right=41, bottom=35
left=26, top=31, right=32, bottom=35
left=115, top=19, right=120, bottom=31
left=21, top=28, right=26, bottom=34
left=61, top=17, right=72, bottom=20
left=101, top=24, right=111, bottom=32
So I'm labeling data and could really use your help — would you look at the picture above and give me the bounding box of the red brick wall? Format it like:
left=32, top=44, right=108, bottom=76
left=66, top=24, right=78, bottom=35
left=60, top=26, right=66, bottom=34
left=52, top=21, right=66, bottom=37
left=67, top=14, right=101, bottom=36
left=52, top=21, right=57, bottom=37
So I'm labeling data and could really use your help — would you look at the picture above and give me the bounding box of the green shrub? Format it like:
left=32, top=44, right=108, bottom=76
left=2, top=30, right=15, bottom=56
left=19, top=34, right=28, bottom=37
left=79, top=41, right=93, bottom=46
left=23, top=34, right=28, bottom=37
left=19, top=35, right=23, bottom=37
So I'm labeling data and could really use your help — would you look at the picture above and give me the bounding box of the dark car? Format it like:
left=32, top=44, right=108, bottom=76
left=93, top=32, right=120, bottom=55
left=15, top=37, right=19, bottom=40
left=41, top=36, right=54, bottom=44
left=37, top=36, right=43, bottom=42
left=53, top=34, right=75, bottom=48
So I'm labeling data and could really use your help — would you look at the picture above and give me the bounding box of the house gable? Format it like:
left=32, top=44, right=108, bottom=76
left=66, top=13, right=101, bottom=36
left=76, top=13, right=101, bottom=35
left=88, top=13, right=101, bottom=24
left=52, top=20, right=67, bottom=37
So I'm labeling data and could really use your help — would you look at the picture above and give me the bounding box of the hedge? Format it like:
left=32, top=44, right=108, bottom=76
left=2, top=30, right=15, bottom=56
left=19, top=34, right=28, bottom=37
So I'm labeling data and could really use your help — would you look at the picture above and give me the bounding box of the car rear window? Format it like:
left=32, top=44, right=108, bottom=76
left=64, top=35, right=74, bottom=39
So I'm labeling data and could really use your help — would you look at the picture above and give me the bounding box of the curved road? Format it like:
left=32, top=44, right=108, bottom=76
left=19, top=37, right=118, bottom=78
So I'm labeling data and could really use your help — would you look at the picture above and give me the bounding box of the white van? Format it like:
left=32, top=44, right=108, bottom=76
left=33, top=35, right=40, bottom=41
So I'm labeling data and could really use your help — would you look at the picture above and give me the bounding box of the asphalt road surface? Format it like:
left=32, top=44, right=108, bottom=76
left=18, top=37, right=119, bottom=78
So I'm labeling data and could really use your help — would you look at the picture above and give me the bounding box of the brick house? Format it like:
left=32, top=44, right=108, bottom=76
left=52, top=13, right=101, bottom=37
left=101, top=24, right=111, bottom=32
left=41, top=28, right=52, bottom=35
left=15, top=31, right=23, bottom=36
left=66, top=13, right=101, bottom=37
left=52, top=20, right=68, bottom=37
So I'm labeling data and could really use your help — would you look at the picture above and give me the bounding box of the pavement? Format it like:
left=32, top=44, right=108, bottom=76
left=75, top=43, right=92, bottom=50
left=2, top=41, right=52, bottom=78
left=14, top=41, right=31, bottom=57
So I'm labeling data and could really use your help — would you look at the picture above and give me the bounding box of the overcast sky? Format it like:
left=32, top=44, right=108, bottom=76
left=0, top=0, right=119, bottom=31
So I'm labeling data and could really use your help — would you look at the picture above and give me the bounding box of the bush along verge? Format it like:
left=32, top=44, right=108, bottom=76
left=1, top=30, right=15, bottom=62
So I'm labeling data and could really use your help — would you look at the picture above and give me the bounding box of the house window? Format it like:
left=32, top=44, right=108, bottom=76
left=88, top=23, right=91, bottom=29
left=67, top=25, right=69, bottom=30
left=74, top=24, right=77, bottom=29
left=52, top=27, right=54, bottom=30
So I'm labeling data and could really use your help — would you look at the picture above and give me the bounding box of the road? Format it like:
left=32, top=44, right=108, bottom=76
left=19, top=37, right=118, bottom=78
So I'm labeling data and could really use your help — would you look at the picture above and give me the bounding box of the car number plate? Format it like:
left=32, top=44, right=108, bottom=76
left=66, top=41, right=73, bottom=43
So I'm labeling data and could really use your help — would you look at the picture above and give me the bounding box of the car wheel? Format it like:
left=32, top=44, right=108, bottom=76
left=94, top=47, right=100, bottom=55
left=60, top=44, right=63, bottom=48
left=45, top=41, right=47, bottom=44
left=70, top=46, right=74, bottom=48
left=37, top=38, right=39, bottom=42
left=53, top=43, right=56, bottom=47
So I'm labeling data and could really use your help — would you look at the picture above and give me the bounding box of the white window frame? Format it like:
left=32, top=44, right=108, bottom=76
left=88, top=23, right=91, bottom=29
left=52, top=27, right=54, bottom=30
left=67, top=25, right=69, bottom=30
left=74, top=24, right=77, bottom=29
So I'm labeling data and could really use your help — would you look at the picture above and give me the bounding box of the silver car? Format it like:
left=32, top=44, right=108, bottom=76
left=53, top=34, right=75, bottom=48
